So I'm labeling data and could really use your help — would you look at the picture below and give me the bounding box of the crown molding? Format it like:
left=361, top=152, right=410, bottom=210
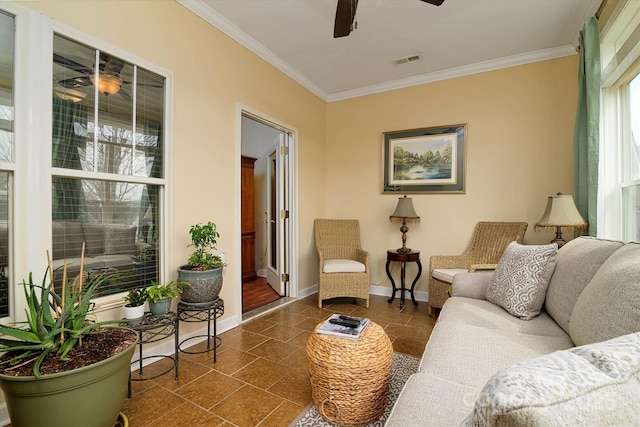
left=177, top=0, right=328, bottom=101
left=327, top=45, right=577, bottom=102
left=179, top=0, right=578, bottom=103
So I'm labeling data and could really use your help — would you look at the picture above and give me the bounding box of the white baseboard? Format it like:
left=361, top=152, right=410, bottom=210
left=300, top=283, right=428, bottom=304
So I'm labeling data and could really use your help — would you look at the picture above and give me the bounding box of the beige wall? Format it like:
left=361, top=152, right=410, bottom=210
left=13, top=1, right=578, bottom=307
left=326, top=56, right=579, bottom=293
left=19, top=0, right=327, bottom=319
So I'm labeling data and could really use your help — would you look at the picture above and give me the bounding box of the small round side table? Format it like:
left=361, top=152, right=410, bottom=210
left=386, top=249, right=422, bottom=308
left=306, top=321, right=393, bottom=426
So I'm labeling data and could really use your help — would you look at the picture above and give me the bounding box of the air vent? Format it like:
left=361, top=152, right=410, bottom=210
left=394, top=54, right=422, bottom=65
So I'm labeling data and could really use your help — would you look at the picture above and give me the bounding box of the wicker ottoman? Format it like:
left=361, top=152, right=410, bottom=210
left=306, top=321, right=393, bottom=426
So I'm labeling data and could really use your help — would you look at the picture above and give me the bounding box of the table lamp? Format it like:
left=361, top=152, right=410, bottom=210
left=535, top=193, right=587, bottom=247
left=390, top=195, right=420, bottom=253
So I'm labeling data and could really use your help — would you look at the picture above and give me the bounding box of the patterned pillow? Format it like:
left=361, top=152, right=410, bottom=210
left=462, top=332, right=640, bottom=426
left=486, top=241, right=558, bottom=320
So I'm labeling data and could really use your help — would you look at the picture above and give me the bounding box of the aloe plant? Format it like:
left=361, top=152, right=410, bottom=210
left=0, top=268, right=125, bottom=377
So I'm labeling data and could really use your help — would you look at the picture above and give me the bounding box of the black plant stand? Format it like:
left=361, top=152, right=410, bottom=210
left=126, top=311, right=178, bottom=397
left=177, top=298, right=224, bottom=362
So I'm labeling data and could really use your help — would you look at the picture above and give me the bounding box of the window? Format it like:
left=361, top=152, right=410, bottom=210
left=52, top=34, right=165, bottom=296
left=0, top=10, right=14, bottom=317
left=600, top=0, right=640, bottom=240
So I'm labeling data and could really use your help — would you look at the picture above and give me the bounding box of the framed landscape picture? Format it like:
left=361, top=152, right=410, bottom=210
left=382, top=124, right=466, bottom=194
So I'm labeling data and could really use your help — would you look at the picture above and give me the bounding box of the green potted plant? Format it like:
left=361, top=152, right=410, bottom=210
left=147, top=280, right=188, bottom=315
left=177, top=221, right=225, bottom=304
left=123, top=287, right=148, bottom=320
left=0, top=258, right=138, bottom=427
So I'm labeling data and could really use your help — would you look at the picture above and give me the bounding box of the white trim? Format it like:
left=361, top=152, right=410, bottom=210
left=300, top=283, right=429, bottom=304
left=235, top=103, right=299, bottom=318
left=178, top=0, right=579, bottom=103
left=178, top=0, right=326, bottom=100
left=328, top=46, right=577, bottom=102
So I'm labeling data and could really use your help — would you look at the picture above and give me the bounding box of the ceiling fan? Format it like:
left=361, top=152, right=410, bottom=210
left=54, top=52, right=154, bottom=100
left=334, top=0, right=445, bottom=38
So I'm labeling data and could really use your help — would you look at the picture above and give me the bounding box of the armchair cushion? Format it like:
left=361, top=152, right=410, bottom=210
left=486, top=242, right=558, bottom=320
left=323, top=259, right=366, bottom=273
left=432, top=268, right=468, bottom=283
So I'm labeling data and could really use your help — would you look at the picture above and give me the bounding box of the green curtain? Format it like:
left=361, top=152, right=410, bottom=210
left=138, top=120, right=161, bottom=243
left=574, top=17, right=600, bottom=236
left=52, top=97, right=87, bottom=221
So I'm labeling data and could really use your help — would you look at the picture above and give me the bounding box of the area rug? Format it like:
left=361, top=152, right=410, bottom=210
left=289, top=352, right=419, bottom=427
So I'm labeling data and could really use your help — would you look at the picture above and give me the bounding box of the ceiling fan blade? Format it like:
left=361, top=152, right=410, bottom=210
left=421, top=0, right=445, bottom=5
left=53, top=53, right=93, bottom=75
left=57, top=76, right=92, bottom=89
left=334, top=0, right=358, bottom=38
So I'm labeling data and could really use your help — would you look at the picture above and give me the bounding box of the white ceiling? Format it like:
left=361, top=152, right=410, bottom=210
left=179, top=0, right=602, bottom=102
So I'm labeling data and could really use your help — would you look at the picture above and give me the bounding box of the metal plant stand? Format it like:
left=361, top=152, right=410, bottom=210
left=177, top=298, right=224, bottom=362
left=127, top=311, right=178, bottom=397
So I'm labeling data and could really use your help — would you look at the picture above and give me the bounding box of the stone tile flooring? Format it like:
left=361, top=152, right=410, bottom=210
left=121, top=294, right=436, bottom=426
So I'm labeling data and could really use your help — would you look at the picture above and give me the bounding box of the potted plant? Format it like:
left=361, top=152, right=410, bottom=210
left=147, top=280, right=188, bottom=315
left=177, top=221, right=225, bottom=304
left=123, top=287, right=148, bottom=320
left=0, top=257, right=138, bottom=427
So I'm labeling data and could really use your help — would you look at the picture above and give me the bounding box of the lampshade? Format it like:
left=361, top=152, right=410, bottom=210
left=535, top=193, right=587, bottom=229
left=390, top=195, right=420, bottom=222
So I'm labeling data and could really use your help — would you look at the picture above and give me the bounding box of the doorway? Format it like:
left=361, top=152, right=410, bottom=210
left=240, top=111, right=293, bottom=315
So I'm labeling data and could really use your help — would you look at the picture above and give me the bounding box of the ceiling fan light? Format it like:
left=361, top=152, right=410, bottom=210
left=90, top=73, right=122, bottom=96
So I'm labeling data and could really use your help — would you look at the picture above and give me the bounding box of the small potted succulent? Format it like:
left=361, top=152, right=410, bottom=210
left=177, top=221, right=225, bottom=304
left=147, top=280, right=189, bottom=315
left=123, top=287, right=148, bottom=320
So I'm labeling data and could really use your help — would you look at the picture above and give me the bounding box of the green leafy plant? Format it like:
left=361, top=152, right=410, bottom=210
left=146, top=280, right=189, bottom=303
left=124, top=288, right=148, bottom=307
left=187, top=221, right=224, bottom=270
left=0, top=268, right=125, bottom=377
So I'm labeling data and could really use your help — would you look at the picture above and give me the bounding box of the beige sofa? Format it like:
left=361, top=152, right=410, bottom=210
left=50, top=221, right=144, bottom=282
left=386, top=237, right=640, bottom=426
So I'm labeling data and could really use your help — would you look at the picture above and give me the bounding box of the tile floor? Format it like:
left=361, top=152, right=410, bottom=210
left=121, top=294, right=437, bottom=426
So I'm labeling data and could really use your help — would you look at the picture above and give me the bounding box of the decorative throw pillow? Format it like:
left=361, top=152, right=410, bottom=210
left=486, top=241, right=558, bottom=320
left=462, top=332, right=640, bottom=427
left=104, top=225, right=137, bottom=255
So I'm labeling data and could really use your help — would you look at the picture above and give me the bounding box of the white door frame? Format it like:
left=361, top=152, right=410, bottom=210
left=235, top=104, right=298, bottom=318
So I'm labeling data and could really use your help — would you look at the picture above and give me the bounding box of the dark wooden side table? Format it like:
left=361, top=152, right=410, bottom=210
left=386, top=250, right=422, bottom=308
left=127, top=311, right=178, bottom=397
left=177, top=298, right=224, bottom=363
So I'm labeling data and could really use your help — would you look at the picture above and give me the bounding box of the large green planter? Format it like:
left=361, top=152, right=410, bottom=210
left=0, top=328, right=138, bottom=427
left=177, top=265, right=223, bottom=303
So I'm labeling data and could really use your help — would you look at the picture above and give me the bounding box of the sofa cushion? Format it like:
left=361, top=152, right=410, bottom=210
left=486, top=242, right=558, bottom=320
left=545, top=236, right=623, bottom=335
left=81, top=223, right=106, bottom=256
left=52, top=221, right=85, bottom=259
left=385, top=373, right=480, bottom=427
left=463, top=332, right=640, bottom=427
left=322, top=259, right=365, bottom=273
left=418, top=320, right=573, bottom=389
left=104, top=225, right=137, bottom=255
left=440, top=297, right=569, bottom=338
left=570, top=242, right=640, bottom=346
left=451, top=271, right=494, bottom=300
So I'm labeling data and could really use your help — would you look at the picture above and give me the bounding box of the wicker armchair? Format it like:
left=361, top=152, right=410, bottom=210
left=429, top=221, right=528, bottom=314
left=314, top=219, right=370, bottom=308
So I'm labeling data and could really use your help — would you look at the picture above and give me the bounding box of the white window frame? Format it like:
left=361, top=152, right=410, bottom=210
left=599, top=0, right=640, bottom=240
left=2, top=3, right=174, bottom=319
